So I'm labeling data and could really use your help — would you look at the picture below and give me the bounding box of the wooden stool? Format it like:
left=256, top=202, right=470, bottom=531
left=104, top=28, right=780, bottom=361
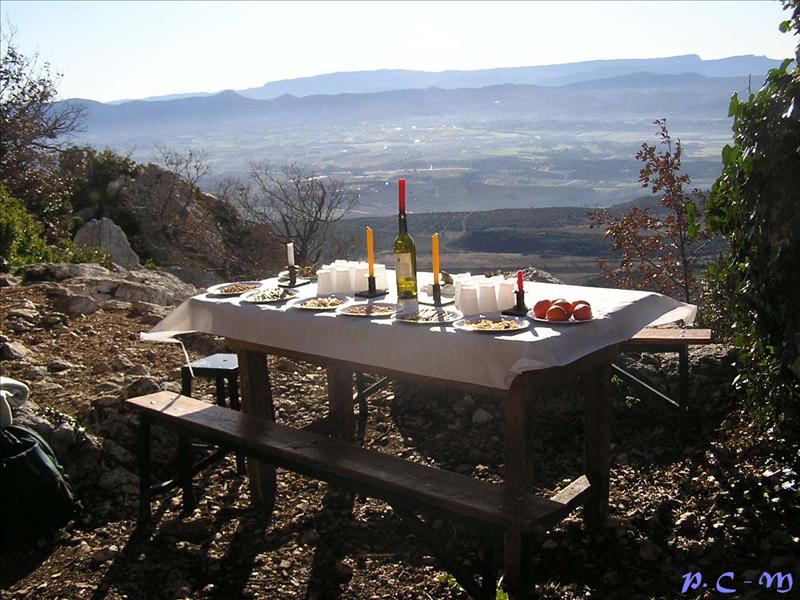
left=180, top=354, right=245, bottom=478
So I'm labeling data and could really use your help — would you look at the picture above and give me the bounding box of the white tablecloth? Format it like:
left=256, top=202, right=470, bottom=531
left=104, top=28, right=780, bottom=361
left=142, top=272, right=696, bottom=390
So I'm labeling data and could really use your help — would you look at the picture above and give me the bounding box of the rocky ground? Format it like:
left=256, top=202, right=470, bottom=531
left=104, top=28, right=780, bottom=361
left=1, top=265, right=798, bottom=599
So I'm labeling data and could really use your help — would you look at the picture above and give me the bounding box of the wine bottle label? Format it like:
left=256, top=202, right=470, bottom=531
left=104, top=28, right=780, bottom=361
left=395, top=252, right=414, bottom=280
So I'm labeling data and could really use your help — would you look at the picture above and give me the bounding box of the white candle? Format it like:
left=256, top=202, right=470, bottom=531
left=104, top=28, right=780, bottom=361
left=287, top=243, right=295, bottom=267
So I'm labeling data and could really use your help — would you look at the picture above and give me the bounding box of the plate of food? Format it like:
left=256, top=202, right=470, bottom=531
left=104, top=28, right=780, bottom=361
left=240, top=287, right=299, bottom=304
left=453, top=315, right=530, bottom=334
left=278, top=266, right=317, bottom=281
left=207, top=281, right=265, bottom=297
left=336, top=302, right=399, bottom=319
left=288, top=295, right=352, bottom=311
left=396, top=306, right=463, bottom=325
left=529, top=299, right=598, bottom=324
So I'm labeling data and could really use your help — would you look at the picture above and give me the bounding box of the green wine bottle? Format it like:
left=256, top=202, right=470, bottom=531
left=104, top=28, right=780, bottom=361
left=394, top=178, right=417, bottom=299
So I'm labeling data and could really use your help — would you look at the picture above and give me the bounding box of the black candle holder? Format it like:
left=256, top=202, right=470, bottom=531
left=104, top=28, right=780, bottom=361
left=502, top=289, right=529, bottom=317
left=278, top=265, right=311, bottom=288
left=418, top=282, right=455, bottom=306
left=355, top=274, right=388, bottom=298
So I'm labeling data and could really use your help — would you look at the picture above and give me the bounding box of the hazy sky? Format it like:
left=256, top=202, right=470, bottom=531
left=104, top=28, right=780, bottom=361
left=1, top=1, right=795, bottom=103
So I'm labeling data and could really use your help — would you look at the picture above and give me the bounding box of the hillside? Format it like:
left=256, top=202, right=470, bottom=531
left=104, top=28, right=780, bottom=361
left=4, top=269, right=796, bottom=599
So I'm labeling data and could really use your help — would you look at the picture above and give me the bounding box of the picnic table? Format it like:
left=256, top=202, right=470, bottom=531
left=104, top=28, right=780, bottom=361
left=142, top=272, right=696, bottom=597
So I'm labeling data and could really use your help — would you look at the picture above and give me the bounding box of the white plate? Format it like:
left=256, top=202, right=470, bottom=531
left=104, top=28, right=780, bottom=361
left=336, top=302, right=399, bottom=318
left=287, top=295, right=353, bottom=311
left=240, top=287, right=299, bottom=304
left=396, top=307, right=463, bottom=325
left=453, top=315, right=530, bottom=334
left=207, top=281, right=265, bottom=297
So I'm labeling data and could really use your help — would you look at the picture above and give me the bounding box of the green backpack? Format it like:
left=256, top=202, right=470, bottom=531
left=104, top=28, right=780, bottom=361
left=0, top=425, right=78, bottom=544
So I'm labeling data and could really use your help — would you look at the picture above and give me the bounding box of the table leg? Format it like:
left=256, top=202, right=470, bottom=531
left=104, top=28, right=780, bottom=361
left=236, top=348, right=276, bottom=512
left=502, top=382, right=534, bottom=598
left=583, top=361, right=612, bottom=527
left=327, top=366, right=354, bottom=443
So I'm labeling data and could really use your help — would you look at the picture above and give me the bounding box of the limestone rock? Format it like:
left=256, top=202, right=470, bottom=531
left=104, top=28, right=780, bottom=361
left=0, top=274, right=20, bottom=287
left=74, top=218, right=140, bottom=270
left=472, top=407, right=493, bottom=425
left=99, top=299, right=132, bottom=312
left=97, top=467, right=139, bottom=494
left=123, top=376, right=161, bottom=398
left=7, top=308, right=39, bottom=321
left=1, top=341, right=30, bottom=360
left=114, top=280, right=170, bottom=305
left=48, top=263, right=112, bottom=281
left=47, top=360, right=75, bottom=373
left=45, top=286, right=100, bottom=317
left=122, top=269, right=196, bottom=305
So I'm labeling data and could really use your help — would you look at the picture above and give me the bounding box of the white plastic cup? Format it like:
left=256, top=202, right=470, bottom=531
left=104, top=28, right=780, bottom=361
left=497, top=280, right=515, bottom=310
left=458, top=284, right=480, bottom=315
left=374, top=264, right=388, bottom=291
left=334, top=267, right=352, bottom=294
left=316, top=269, right=333, bottom=295
left=353, top=265, right=369, bottom=292
left=478, top=283, right=498, bottom=313
left=452, top=273, right=472, bottom=305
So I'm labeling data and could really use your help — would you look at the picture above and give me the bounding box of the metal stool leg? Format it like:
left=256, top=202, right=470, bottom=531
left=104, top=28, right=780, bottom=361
left=214, top=375, right=226, bottom=407
left=181, top=367, right=192, bottom=397
left=177, top=431, right=195, bottom=512
left=227, top=374, right=245, bottom=474
left=137, top=416, right=152, bottom=524
left=228, top=375, right=241, bottom=411
left=355, top=373, right=368, bottom=440
left=678, top=347, right=689, bottom=407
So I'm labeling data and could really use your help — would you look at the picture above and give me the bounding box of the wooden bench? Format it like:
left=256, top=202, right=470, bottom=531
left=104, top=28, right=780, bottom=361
left=127, top=391, right=592, bottom=599
left=618, top=327, right=713, bottom=407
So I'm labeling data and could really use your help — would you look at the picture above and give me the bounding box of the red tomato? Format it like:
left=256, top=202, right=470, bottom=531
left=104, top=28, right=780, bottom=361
left=546, top=305, right=569, bottom=321
left=533, top=299, right=552, bottom=319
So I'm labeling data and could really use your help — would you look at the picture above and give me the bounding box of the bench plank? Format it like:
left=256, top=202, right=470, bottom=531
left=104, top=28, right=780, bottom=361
left=127, top=392, right=571, bottom=532
left=625, top=328, right=712, bottom=347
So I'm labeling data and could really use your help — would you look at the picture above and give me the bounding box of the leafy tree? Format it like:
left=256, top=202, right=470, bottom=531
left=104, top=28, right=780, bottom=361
left=590, top=119, right=712, bottom=302
left=707, top=0, right=800, bottom=410
left=237, top=162, right=359, bottom=266
left=0, top=34, right=83, bottom=238
left=62, top=146, right=140, bottom=232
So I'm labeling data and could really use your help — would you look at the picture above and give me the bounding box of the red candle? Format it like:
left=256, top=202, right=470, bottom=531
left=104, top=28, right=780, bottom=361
left=399, top=178, right=406, bottom=213
left=517, top=270, right=524, bottom=293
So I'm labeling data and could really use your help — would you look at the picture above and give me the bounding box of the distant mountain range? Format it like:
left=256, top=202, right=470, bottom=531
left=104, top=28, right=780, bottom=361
left=108, top=54, right=777, bottom=104
left=68, top=71, right=753, bottom=132
left=64, top=54, right=780, bottom=215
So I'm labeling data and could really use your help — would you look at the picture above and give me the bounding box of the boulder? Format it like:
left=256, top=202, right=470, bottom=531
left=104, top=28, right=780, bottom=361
left=48, top=263, right=111, bottom=281
left=471, top=408, right=493, bottom=426
left=123, top=376, right=161, bottom=398
left=125, top=269, right=196, bottom=304
left=67, top=276, right=121, bottom=298
left=0, top=341, right=30, bottom=360
left=114, top=280, right=170, bottom=306
left=45, top=286, right=100, bottom=317
left=73, top=218, right=141, bottom=270
left=0, top=274, right=20, bottom=287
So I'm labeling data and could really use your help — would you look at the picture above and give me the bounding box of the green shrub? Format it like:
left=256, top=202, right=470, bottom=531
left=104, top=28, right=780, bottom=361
left=0, top=185, right=53, bottom=267
left=52, top=241, right=113, bottom=269
left=707, top=6, right=800, bottom=416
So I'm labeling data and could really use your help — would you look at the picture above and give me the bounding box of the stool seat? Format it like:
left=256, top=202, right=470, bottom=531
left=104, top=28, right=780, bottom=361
left=185, top=353, right=238, bottom=377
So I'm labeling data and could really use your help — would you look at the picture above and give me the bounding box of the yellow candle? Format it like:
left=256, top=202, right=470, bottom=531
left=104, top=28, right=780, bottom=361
left=366, top=227, right=375, bottom=277
left=432, top=232, right=440, bottom=284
